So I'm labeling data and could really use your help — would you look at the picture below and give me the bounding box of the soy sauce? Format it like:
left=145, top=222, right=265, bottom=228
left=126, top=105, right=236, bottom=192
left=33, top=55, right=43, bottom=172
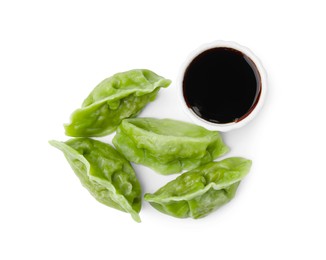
left=183, top=47, right=261, bottom=124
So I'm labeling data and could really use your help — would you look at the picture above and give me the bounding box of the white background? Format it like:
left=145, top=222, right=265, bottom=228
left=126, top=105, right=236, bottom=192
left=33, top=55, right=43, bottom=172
left=1, top=1, right=325, bottom=259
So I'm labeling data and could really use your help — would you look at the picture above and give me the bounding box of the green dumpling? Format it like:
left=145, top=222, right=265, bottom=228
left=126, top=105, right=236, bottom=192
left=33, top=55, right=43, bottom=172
left=64, top=69, right=171, bottom=137
left=113, top=118, right=229, bottom=175
left=49, top=138, right=142, bottom=222
left=144, top=157, right=251, bottom=219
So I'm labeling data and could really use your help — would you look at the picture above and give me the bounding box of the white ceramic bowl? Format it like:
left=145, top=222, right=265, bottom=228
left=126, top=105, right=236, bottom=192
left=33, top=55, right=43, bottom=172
left=178, top=40, right=267, bottom=132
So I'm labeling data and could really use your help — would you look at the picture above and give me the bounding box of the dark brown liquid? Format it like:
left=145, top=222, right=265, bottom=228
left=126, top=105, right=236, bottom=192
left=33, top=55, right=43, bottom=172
left=183, top=47, right=261, bottom=124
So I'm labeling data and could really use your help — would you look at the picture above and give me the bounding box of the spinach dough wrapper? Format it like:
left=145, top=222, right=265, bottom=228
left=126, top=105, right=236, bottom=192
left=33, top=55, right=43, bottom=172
left=113, top=118, right=229, bottom=174
left=144, top=157, right=251, bottom=219
left=49, top=138, right=142, bottom=222
left=65, top=69, right=171, bottom=137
